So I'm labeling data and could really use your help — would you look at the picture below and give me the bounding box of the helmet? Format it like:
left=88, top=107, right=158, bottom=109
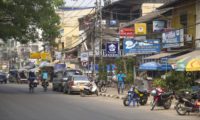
left=151, top=90, right=157, bottom=96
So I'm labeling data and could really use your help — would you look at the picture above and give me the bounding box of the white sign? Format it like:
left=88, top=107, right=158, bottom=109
left=80, top=52, right=89, bottom=62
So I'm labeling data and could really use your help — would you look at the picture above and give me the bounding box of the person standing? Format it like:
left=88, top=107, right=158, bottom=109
left=117, top=71, right=126, bottom=94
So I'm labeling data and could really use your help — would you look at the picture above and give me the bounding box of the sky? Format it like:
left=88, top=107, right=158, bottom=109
left=64, top=0, right=104, bottom=7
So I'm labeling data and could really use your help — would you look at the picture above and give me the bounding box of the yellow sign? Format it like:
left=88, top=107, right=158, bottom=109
left=135, top=23, right=147, bottom=35
left=41, top=52, right=51, bottom=60
left=30, top=52, right=41, bottom=59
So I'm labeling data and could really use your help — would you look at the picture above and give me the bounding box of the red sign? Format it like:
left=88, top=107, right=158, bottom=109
left=119, top=28, right=134, bottom=38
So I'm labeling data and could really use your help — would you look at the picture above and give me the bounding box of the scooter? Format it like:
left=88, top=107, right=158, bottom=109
left=42, top=81, right=49, bottom=92
left=80, top=81, right=98, bottom=97
left=29, top=80, right=38, bottom=93
left=95, top=80, right=107, bottom=93
left=175, top=91, right=200, bottom=115
left=151, top=89, right=174, bottom=110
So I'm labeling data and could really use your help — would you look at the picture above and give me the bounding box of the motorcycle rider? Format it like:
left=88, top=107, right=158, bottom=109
left=28, top=70, right=36, bottom=90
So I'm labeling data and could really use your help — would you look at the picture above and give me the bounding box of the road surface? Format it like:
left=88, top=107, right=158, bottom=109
left=0, top=84, right=199, bottom=120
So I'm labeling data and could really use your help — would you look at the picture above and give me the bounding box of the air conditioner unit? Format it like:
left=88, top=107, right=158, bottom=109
left=119, top=22, right=127, bottom=28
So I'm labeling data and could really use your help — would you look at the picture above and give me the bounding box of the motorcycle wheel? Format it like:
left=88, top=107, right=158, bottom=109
left=100, top=86, right=107, bottom=93
left=139, top=97, right=148, bottom=105
left=80, top=91, right=85, bottom=97
left=176, top=102, right=187, bottom=115
left=123, top=97, right=129, bottom=106
left=151, top=101, right=156, bottom=111
left=95, top=90, right=98, bottom=96
left=163, top=99, right=172, bottom=109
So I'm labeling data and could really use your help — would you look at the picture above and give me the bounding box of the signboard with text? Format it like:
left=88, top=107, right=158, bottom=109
left=106, top=42, right=119, bottom=56
left=123, top=39, right=160, bottom=54
left=162, top=29, right=184, bottom=48
left=119, top=28, right=134, bottom=38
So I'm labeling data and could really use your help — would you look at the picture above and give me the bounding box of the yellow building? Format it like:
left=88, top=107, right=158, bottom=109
left=169, top=0, right=196, bottom=48
left=56, top=7, right=94, bottom=51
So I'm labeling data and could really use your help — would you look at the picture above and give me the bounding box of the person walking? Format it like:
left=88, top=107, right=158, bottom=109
left=117, top=71, right=126, bottom=94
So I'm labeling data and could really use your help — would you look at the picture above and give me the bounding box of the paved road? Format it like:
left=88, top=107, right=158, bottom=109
left=0, top=84, right=199, bottom=120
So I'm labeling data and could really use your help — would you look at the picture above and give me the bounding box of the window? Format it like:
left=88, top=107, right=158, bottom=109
left=180, top=13, right=188, bottom=33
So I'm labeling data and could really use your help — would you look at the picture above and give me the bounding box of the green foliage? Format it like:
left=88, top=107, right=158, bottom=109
left=98, top=61, right=107, bottom=81
left=152, top=78, right=167, bottom=89
left=165, top=71, right=191, bottom=91
left=0, top=0, right=64, bottom=44
left=115, top=58, right=124, bottom=73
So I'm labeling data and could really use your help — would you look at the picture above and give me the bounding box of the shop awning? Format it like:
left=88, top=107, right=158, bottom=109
left=168, top=50, right=200, bottom=64
left=139, top=62, right=161, bottom=71
left=121, top=8, right=173, bottom=28
left=144, top=52, right=178, bottom=60
left=139, top=62, right=172, bottom=71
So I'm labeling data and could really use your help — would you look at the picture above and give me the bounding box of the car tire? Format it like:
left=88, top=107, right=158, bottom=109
left=67, top=88, right=71, bottom=95
left=63, top=87, right=67, bottom=93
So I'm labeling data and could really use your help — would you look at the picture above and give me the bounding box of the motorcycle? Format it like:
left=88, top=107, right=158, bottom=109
left=80, top=81, right=98, bottom=97
left=151, top=89, right=174, bottom=110
left=175, top=91, right=200, bottom=115
left=95, top=80, right=107, bottom=93
left=123, top=88, right=150, bottom=106
left=29, top=80, right=38, bottom=93
left=42, top=81, right=49, bottom=92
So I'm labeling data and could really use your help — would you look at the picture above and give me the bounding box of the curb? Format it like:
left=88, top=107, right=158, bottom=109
left=99, top=93, right=124, bottom=100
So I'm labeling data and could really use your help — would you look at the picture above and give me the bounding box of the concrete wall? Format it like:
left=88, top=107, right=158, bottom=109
left=142, top=3, right=163, bottom=16
left=56, top=8, right=94, bottom=50
left=171, top=1, right=196, bottom=48
left=196, top=1, right=200, bottom=48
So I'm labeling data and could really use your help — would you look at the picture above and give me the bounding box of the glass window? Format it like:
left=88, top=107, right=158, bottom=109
left=73, top=76, right=89, bottom=81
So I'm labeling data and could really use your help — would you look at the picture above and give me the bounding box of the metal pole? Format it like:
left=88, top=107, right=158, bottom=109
left=99, top=0, right=103, bottom=63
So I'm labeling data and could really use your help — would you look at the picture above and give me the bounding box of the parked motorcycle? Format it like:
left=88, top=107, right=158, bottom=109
left=123, top=88, right=149, bottom=106
left=80, top=81, right=98, bottom=97
left=95, top=80, right=107, bottom=93
left=175, top=90, right=200, bottom=115
left=42, top=81, right=49, bottom=92
left=151, top=89, right=174, bottom=110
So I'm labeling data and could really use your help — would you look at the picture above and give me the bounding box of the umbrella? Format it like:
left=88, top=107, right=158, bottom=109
left=186, top=58, right=200, bottom=71
left=175, top=57, right=191, bottom=71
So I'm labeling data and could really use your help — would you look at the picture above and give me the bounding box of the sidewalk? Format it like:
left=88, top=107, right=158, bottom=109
left=99, top=87, right=176, bottom=107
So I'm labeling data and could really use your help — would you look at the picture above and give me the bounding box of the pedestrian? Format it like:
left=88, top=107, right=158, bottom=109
left=117, top=71, right=126, bottom=94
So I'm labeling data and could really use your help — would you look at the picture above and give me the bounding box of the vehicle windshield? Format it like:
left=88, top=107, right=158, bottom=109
left=73, top=76, right=89, bottom=81
left=64, top=70, right=82, bottom=77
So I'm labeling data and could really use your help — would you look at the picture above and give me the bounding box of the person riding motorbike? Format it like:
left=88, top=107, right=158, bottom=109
left=28, top=71, right=37, bottom=92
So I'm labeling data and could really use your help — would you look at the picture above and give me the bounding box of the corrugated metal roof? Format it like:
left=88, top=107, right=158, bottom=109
left=120, top=7, right=173, bottom=28
left=144, top=52, right=178, bottom=59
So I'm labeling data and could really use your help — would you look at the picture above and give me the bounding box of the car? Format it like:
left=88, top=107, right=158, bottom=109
left=52, top=69, right=83, bottom=92
left=0, top=72, right=7, bottom=84
left=63, top=75, right=90, bottom=94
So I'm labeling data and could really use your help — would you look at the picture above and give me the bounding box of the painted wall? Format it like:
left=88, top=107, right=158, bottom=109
left=142, top=3, right=163, bottom=16
left=196, top=1, right=200, bottom=48
left=56, top=8, right=94, bottom=50
left=171, top=1, right=196, bottom=47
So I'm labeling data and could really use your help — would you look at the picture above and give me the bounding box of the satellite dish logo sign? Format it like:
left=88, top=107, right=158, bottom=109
left=106, top=42, right=119, bottom=55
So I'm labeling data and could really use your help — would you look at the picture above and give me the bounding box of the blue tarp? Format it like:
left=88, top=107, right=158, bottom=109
left=139, top=62, right=172, bottom=71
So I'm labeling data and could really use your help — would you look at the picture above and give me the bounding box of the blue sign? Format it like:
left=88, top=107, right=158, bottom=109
left=106, top=42, right=119, bottom=55
left=123, top=39, right=161, bottom=54
left=162, top=29, right=184, bottom=48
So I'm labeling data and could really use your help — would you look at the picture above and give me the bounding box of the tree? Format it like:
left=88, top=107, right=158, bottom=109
left=0, top=0, right=64, bottom=44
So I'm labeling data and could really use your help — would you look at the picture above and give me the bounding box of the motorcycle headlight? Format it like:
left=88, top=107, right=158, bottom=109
left=151, top=90, right=157, bottom=96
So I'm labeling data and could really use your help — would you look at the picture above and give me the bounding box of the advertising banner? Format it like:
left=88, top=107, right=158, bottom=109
left=80, top=52, right=89, bottom=62
left=135, top=23, right=147, bottom=35
left=123, top=39, right=160, bottom=54
left=162, top=29, right=184, bottom=48
left=153, top=21, right=165, bottom=32
left=41, top=52, right=51, bottom=60
left=106, top=42, right=119, bottom=56
left=119, top=28, right=134, bottom=38
left=30, top=52, right=41, bottom=59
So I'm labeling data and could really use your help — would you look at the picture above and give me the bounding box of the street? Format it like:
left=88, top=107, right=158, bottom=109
left=0, top=84, right=199, bottom=120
